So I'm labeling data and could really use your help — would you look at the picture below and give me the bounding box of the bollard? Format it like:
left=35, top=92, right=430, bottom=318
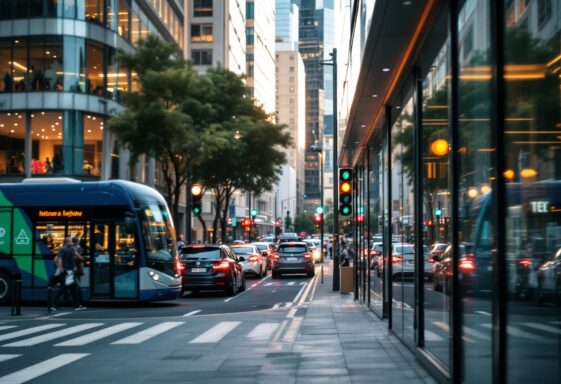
left=321, top=263, right=324, bottom=284
left=11, top=279, right=22, bottom=316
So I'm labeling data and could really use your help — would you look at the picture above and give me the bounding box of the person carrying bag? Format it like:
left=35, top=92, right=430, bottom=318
left=51, top=238, right=86, bottom=311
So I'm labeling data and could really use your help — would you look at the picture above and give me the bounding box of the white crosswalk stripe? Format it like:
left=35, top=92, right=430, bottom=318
left=0, top=354, right=20, bottom=363
left=0, top=326, right=17, bottom=332
left=190, top=321, right=241, bottom=344
left=520, top=322, right=561, bottom=335
left=55, top=323, right=142, bottom=346
left=481, top=323, right=556, bottom=344
left=287, top=281, right=295, bottom=286
left=111, top=322, right=184, bottom=345
left=247, top=323, right=280, bottom=340
left=264, top=282, right=274, bottom=286
left=0, top=324, right=66, bottom=343
left=3, top=324, right=103, bottom=347
left=463, top=326, right=491, bottom=340
left=424, top=330, right=444, bottom=342
left=0, top=353, right=88, bottom=384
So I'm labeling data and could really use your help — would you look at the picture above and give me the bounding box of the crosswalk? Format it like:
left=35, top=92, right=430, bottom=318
left=425, top=320, right=561, bottom=344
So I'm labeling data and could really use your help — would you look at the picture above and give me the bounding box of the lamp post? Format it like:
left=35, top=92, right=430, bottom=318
left=321, top=48, right=339, bottom=290
left=281, top=195, right=299, bottom=232
left=310, top=144, right=324, bottom=263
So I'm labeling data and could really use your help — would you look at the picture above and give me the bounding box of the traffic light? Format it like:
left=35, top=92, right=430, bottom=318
left=315, top=205, right=324, bottom=215
left=313, top=213, right=322, bottom=223
left=339, top=168, right=353, bottom=216
left=435, top=208, right=442, bottom=218
left=251, top=208, right=257, bottom=219
left=275, top=219, right=281, bottom=228
left=191, top=183, right=204, bottom=215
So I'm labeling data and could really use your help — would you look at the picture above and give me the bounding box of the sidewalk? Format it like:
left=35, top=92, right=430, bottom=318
left=287, top=260, right=436, bottom=384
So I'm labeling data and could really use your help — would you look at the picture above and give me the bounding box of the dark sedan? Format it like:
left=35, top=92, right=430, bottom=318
left=433, top=243, right=473, bottom=294
left=272, top=242, right=315, bottom=278
left=179, top=244, right=246, bottom=296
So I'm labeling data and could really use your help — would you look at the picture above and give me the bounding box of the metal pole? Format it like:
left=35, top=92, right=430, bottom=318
left=320, top=152, right=324, bottom=263
left=185, top=169, right=192, bottom=244
left=332, top=48, right=340, bottom=291
left=248, top=192, right=252, bottom=242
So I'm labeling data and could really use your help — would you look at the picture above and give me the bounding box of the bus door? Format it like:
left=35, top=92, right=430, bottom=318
left=91, top=221, right=138, bottom=299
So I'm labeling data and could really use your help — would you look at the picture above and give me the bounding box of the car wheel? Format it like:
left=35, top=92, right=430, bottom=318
left=272, top=271, right=280, bottom=279
left=0, top=271, right=13, bottom=305
left=307, top=269, right=315, bottom=278
left=228, top=274, right=238, bottom=296
left=239, top=275, right=246, bottom=292
left=433, top=277, right=441, bottom=292
left=536, top=282, right=545, bottom=306
left=190, top=289, right=199, bottom=295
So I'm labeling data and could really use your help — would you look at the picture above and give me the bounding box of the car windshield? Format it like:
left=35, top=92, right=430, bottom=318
left=279, top=245, right=307, bottom=253
left=142, top=204, right=177, bottom=262
left=180, top=247, right=221, bottom=260
left=254, top=244, right=268, bottom=251
left=232, top=247, right=254, bottom=254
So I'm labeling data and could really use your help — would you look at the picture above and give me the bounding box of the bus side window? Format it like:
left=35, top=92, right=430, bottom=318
left=35, top=222, right=66, bottom=257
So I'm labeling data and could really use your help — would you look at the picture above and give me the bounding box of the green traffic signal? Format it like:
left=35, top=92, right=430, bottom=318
left=251, top=208, right=257, bottom=217
left=341, top=170, right=351, bottom=181
left=341, top=206, right=351, bottom=215
left=193, top=206, right=201, bottom=215
left=435, top=208, right=442, bottom=217
left=315, top=206, right=324, bottom=215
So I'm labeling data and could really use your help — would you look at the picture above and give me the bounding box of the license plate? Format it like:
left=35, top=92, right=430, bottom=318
left=287, top=257, right=297, bottom=262
left=191, top=268, right=206, bottom=273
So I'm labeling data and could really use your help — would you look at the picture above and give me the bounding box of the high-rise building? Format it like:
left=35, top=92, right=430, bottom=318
left=276, top=0, right=300, bottom=45
left=185, top=0, right=246, bottom=75
left=275, top=44, right=306, bottom=217
left=299, top=0, right=334, bottom=211
left=0, top=0, right=184, bottom=182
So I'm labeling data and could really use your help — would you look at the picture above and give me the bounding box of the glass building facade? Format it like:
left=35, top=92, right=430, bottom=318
left=0, top=0, right=183, bottom=180
left=342, top=0, right=561, bottom=382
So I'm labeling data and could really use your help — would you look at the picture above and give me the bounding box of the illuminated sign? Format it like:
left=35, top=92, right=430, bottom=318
left=38, top=210, right=83, bottom=218
left=530, top=201, right=549, bottom=213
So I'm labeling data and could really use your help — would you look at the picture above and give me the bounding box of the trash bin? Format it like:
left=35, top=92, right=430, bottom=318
left=340, top=266, right=354, bottom=293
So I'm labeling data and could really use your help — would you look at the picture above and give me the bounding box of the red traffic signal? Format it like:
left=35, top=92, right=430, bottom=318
left=275, top=219, right=281, bottom=228
left=313, top=213, right=322, bottom=223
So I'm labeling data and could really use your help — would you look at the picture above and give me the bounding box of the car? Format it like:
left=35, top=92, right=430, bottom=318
left=370, top=242, right=383, bottom=271
left=379, top=243, right=431, bottom=280
left=272, top=242, right=315, bottom=278
left=430, top=243, right=449, bottom=258
left=278, top=233, right=301, bottom=244
left=231, top=245, right=267, bottom=278
left=537, top=246, right=561, bottom=306
left=303, top=239, right=322, bottom=263
left=261, top=236, right=276, bottom=243
left=178, top=244, right=245, bottom=296
left=252, top=242, right=278, bottom=269
left=432, top=243, right=473, bottom=294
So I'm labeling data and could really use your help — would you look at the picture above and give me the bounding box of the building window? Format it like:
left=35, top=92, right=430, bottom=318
left=246, top=2, right=254, bottom=19
left=246, top=27, right=254, bottom=45
left=462, top=26, right=473, bottom=61
left=193, top=0, right=212, bottom=17
left=191, top=24, right=213, bottom=42
left=537, top=0, right=552, bottom=26
left=191, top=49, right=212, bottom=65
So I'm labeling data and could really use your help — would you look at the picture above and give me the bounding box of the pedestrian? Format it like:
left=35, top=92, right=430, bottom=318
left=176, top=234, right=185, bottom=250
left=51, top=238, right=85, bottom=311
left=72, top=237, right=87, bottom=309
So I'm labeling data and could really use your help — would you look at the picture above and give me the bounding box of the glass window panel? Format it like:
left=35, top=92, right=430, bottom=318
left=106, top=0, right=118, bottom=31
left=0, top=40, right=12, bottom=92
left=35, top=222, right=66, bottom=256
left=63, top=0, right=76, bottom=18
left=0, top=112, right=26, bottom=175
left=131, top=11, right=140, bottom=44
left=15, top=0, right=29, bottom=18
left=85, top=0, right=103, bottom=25
left=28, top=37, right=46, bottom=91
left=86, top=41, right=104, bottom=96
left=46, top=0, right=63, bottom=17
left=29, top=0, right=43, bottom=17
left=118, top=0, right=130, bottom=41
left=31, top=111, right=63, bottom=175
left=83, top=113, right=103, bottom=176
left=504, top=0, right=561, bottom=382
left=193, top=0, right=212, bottom=17
left=12, top=38, right=28, bottom=92
left=458, top=1, right=493, bottom=381
left=0, top=0, right=13, bottom=20
left=63, top=37, right=85, bottom=93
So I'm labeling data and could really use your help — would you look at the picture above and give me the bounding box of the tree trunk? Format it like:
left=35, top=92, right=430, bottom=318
left=220, top=188, right=234, bottom=244
left=212, top=188, right=223, bottom=244
left=197, top=214, right=208, bottom=243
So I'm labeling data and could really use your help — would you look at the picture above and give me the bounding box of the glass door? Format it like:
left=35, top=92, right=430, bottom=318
left=114, top=221, right=138, bottom=298
left=91, top=222, right=111, bottom=297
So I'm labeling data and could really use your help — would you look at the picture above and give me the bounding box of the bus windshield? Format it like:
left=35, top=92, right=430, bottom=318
left=142, top=204, right=177, bottom=262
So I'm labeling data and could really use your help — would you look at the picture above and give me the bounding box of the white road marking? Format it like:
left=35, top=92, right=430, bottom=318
left=283, top=302, right=293, bottom=308
left=4, top=324, right=103, bottom=347
left=264, top=282, right=274, bottom=286
left=272, top=303, right=281, bottom=309
left=521, top=322, right=561, bottom=335
left=0, top=326, right=17, bottom=331
left=247, top=323, right=280, bottom=340
left=433, top=321, right=449, bottom=333
left=272, top=320, right=289, bottom=342
left=287, top=308, right=297, bottom=318
left=49, top=312, right=72, bottom=318
left=292, top=282, right=309, bottom=304
left=287, top=281, right=295, bottom=286
left=0, top=354, right=20, bottom=363
left=189, top=321, right=241, bottom=344
left=0, top=324, right=66, bottom=343
left=283, top=317, right=303, bottom=342
left=506, top=325, right=556, bottom=344
left=424, top=330, right=443, bottom=341
left=55, top=323, right=142, bottom=346
left=112, top=322, right=184, bottom=345
left=475, top=311, right=492, bottom=316
left=0, top=353, right=89, bottom=384
left=299, top=282, right=306, bottom=286
left=463, top=326, right=491, bottom=340
left=182, top=310, right=202, bottom=317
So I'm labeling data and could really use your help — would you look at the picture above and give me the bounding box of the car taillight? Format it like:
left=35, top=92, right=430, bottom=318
left=212, top=260, right=230, bottom=272
left=175, top=260, right=185, bottom=274
left=272, top=254, right=280, bottom=261
left=426, top=257, right=436, bottom=263
left=303, top=252, right=312, bottom=261
left=518, top=258, right=532, bottom=268
left=459, top=257, right=475, bottom=272
left=249, top=255, right=260, bottom=263
left=391, top=255, right=402, bottom=263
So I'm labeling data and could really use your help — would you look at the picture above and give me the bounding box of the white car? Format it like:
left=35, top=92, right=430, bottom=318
left=304, top=239, right=322, bottom=263
left=230, top=245, right=267, bottom=278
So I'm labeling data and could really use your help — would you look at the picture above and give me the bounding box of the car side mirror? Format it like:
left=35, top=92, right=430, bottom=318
left=262, top=251, right=268, bottom=256
left=432, top=255, right=439, bottom=262
left=238, top=256, right=245, bottom=262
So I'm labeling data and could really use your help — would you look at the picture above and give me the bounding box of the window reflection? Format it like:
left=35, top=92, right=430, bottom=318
left=0, top=112, right=26, bottom=175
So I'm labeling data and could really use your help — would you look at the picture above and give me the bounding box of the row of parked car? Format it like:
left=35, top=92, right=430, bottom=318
left=177, top=237, right=319, bottom=296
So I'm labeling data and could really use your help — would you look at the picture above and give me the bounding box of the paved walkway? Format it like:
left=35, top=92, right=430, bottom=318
left=279, top=260, right=436, bottom=384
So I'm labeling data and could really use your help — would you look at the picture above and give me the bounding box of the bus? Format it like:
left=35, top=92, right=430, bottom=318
left=0, top=178, right=182, bottom=304
left=467, top=181, right=561, bottom=297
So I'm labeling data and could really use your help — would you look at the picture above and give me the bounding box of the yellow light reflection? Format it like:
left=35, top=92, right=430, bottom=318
left=520, top=168, right=538, bottom=178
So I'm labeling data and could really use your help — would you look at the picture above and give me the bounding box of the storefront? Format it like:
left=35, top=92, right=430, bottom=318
left=341, top=0, right=561, bottom=382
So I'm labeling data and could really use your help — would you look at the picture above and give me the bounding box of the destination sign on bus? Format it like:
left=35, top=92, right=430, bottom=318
left=37, top=210, right=84, bottom=218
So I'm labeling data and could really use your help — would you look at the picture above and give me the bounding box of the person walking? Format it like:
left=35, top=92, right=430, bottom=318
left=52, top=238, right=85, bottom=311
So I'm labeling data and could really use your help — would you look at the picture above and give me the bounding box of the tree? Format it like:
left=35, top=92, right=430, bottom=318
left=192, top=67, right=292, bottom=243
left=109, top=36, right=224, bottom=226
left=294, top=212, right=315, bottom=235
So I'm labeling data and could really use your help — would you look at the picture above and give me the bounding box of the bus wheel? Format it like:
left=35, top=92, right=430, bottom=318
left=0, top=271, right=12, bottom=305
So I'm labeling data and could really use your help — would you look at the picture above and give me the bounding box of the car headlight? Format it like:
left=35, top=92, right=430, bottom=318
left=149, top=270, right=161, bottom=281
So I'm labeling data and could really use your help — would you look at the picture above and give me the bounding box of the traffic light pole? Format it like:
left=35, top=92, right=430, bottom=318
left=185, top=169, right=192, bottom=244
left=332, top=49, right=340, bottom=291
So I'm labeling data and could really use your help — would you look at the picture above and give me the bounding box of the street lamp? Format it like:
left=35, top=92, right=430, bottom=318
left=310, top=144, right=324, bottom=263
left=321, top=48, right=340, bottom=290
